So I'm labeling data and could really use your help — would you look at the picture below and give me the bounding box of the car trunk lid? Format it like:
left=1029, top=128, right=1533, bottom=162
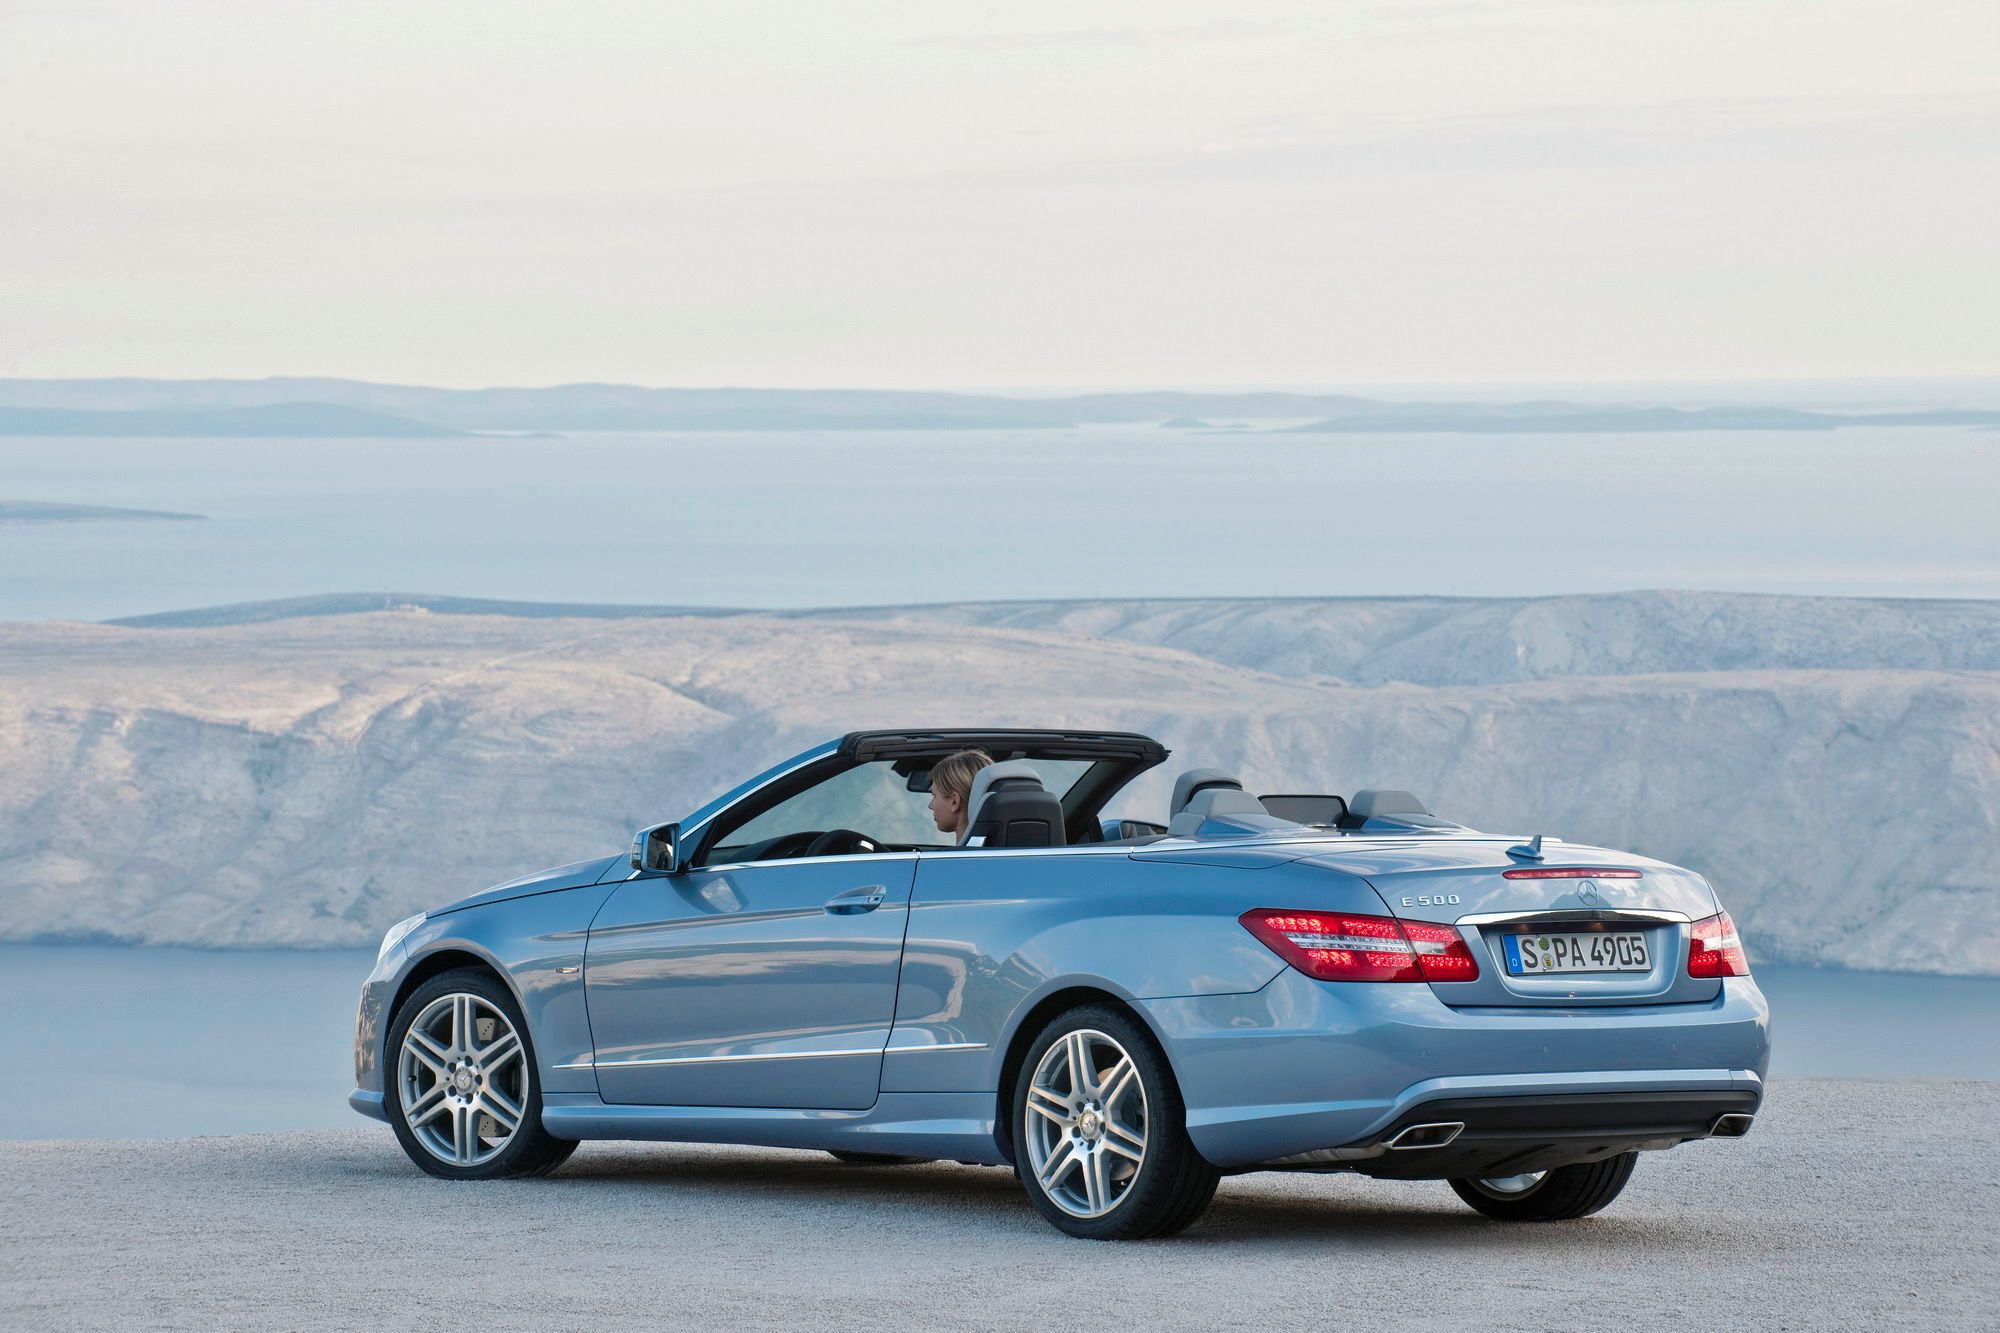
left=1295, top=839, right=1725, bottom=1007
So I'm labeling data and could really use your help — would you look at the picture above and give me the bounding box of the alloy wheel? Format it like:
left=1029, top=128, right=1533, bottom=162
left=1023, top=1028, right=1149, bottom=1218
left=1471, top=1171, right=1548, bottom=1197
left=397, top=992, right=528, bottom=1167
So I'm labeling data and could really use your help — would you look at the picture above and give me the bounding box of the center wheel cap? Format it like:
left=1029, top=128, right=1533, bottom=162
left=453, top=1069, right=475, bottom=1093
left=1076, top=1110, right=1103, bottom=1140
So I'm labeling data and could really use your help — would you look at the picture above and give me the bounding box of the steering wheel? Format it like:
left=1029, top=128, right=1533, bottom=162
left=750, top=830, right=824, bottom=861
left=803, top=828, right=882, bottom=858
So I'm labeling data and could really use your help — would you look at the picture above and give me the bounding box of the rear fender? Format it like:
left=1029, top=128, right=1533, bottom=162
left=883, top=853, right=1386, bottom=1095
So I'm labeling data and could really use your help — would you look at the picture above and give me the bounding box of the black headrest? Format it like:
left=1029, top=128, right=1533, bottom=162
left=967, top=761, right=1065, bottom=848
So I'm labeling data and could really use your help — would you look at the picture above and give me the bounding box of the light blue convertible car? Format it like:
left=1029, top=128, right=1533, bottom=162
left=350, top=728, right=1769, bottom=1239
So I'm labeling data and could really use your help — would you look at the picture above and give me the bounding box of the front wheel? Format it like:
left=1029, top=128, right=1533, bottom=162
left=384, top=968, right=576, bottom=1180
left=1011, top=1005, right=1219, bottom=1240
left=1448, top=1153, right=1638, bottom=1221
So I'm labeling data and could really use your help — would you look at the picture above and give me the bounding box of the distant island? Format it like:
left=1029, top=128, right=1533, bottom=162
left=0, top=500, right=206, bottom=524
left=107, top=591, right=740, bottom=628
left=2, top=377, right=1998, bottom=437
left=1284, top=406, right=2000, bottom=434
left=0, top=402, right=463, bottom=438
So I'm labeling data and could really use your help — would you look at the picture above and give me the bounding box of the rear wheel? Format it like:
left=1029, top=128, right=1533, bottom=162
left=1448, top=1153, right=1638, bottom=1221
left=1011, top=1004, right=1219, bottom=1240
left=385, top=968, right=576, bottom=1180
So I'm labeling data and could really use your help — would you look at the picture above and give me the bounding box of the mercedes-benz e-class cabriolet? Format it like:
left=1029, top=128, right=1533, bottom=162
left=350, top=728, right=1769, bottom=1239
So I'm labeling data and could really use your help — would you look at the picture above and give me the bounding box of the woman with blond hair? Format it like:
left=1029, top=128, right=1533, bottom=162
left=926, top=749, right=994, bottom=845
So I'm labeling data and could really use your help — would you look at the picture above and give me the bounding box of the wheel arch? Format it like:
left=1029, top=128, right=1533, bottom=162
left=990, top=981, right=1177, bottom=1166
left=382, top=946, right=521, bottom=1067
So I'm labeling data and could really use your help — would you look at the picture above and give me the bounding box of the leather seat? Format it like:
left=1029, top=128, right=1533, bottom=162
left=965, top=761, right=1065, bottom=848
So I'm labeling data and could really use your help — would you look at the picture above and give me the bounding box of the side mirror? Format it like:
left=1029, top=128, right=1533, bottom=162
left=630, top=821, right=682, bottom=874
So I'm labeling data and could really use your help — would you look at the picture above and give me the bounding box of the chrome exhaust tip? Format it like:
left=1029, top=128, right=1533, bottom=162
left=1710, top=1112, right=1755, bottom=1138
left=1384, top=1121, right=1465, bottom=1151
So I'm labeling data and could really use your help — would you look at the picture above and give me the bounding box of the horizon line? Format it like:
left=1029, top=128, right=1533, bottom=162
left=6, top=372, right=2000, bottom=397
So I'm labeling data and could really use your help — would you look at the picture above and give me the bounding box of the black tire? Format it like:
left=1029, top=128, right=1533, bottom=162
left=1448, top=1153, right=1639, bottom=1221
left=826, top=1150, right=933, bottom=1166
left=384, top=967, right=577, bottom=1181
left=1010, top=1004, right=1220, bottom=1240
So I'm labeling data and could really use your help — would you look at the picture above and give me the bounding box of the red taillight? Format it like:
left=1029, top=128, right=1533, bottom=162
left=1240, top=909, right=1480, bottom=983
left=1501, top=867, right=1643, bottom=879
left=1687, top=910, right=1749, bottom=978
left=1400, top=918, right=1481, bottom=981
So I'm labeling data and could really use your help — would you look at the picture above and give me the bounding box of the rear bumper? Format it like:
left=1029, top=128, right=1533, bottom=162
left=1140, top=970, right=1770, bottom=1169
left=1322, top=1087, right=1759, bottom=1179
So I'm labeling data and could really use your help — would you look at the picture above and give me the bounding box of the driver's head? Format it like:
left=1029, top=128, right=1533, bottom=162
left=927, top=749, right=994, bottom=840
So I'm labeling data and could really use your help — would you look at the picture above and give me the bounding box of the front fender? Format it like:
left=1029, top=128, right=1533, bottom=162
left=356, top=882, right=618, bottom=1099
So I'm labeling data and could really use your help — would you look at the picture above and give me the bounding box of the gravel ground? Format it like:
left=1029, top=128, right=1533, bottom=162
left=3, top=1079, right=1996, bottom=1332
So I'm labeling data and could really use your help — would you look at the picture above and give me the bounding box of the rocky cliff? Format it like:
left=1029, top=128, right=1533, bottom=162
left=2, top=595, right=1994, bottom=973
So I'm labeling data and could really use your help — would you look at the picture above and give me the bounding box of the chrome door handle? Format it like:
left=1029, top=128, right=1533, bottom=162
left=825, top=885, right=888, bottom=915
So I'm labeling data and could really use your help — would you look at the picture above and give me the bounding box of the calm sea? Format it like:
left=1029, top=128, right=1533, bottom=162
left=0, top=945, right=1992, bottom=1140
left=3, top=425, right=1999, bottom=622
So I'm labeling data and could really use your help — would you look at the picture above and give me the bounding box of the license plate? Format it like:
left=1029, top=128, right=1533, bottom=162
left=1503, top=930, right=1650, bottom=975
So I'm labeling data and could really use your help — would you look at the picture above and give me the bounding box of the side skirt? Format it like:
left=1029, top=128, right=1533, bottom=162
left=539, top=1091, right=1008, bottom=1165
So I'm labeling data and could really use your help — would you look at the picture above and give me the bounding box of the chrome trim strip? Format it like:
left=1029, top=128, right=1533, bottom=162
left=923, top=845, right=1148, bottom=861
left=1456, top=908, right=1690, bottom=927
left=681, top=851, right=923, bottom=875
left=591, top=1046, right=885, bottom=1070
left=689, top=837, right=1539, bottom=869
left=583, top=1039, right=986, bottom=1071
left=677, top=847, right=1141, bottom=875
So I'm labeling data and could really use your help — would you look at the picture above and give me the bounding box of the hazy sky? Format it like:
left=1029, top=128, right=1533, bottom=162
left=2, top=0, right=1994, bottom=388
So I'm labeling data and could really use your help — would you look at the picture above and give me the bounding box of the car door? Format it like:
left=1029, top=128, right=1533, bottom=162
left=584, top=854, right=917, bottom=1109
